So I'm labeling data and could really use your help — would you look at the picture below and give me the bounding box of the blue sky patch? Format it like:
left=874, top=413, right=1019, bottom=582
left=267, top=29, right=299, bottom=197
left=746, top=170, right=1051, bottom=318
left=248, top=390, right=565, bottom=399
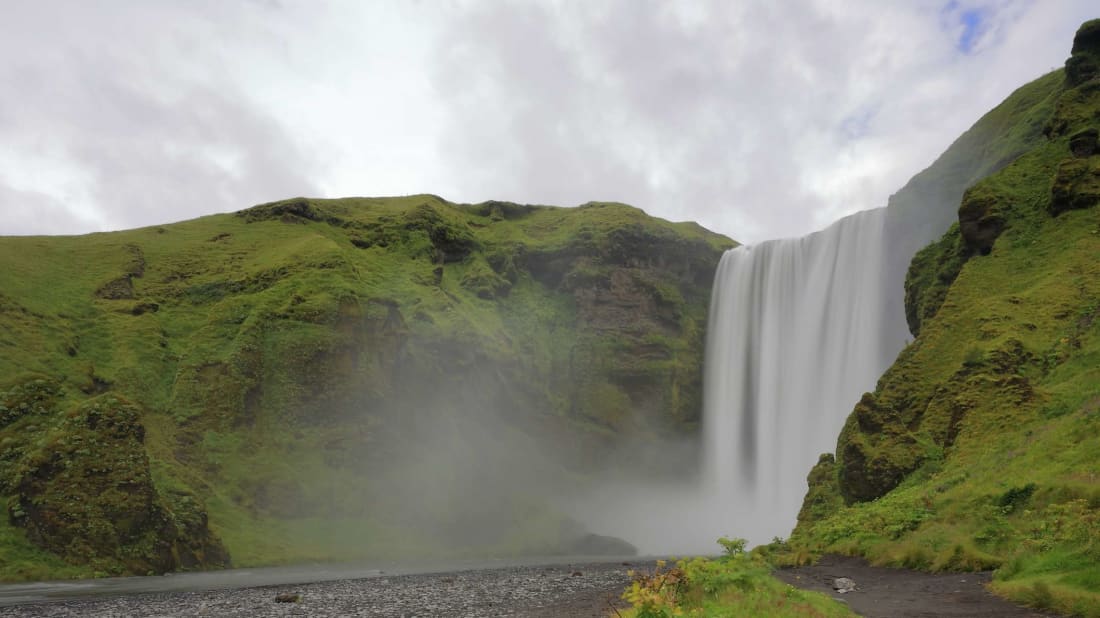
left=957, top=8, right=989, bottom=53
left=941, top=1, right=993, bottom=54
left=839, top=106, right=878, bottom=140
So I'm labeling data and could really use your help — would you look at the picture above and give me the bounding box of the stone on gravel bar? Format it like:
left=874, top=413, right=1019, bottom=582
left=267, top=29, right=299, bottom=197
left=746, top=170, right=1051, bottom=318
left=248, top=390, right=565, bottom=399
left=832, top=577, right=856, bottom=593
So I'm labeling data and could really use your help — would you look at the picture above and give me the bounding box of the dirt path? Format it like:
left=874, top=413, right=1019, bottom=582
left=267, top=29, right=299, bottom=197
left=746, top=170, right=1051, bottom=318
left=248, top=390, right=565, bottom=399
left=773, top=555, right=1055, bottom=618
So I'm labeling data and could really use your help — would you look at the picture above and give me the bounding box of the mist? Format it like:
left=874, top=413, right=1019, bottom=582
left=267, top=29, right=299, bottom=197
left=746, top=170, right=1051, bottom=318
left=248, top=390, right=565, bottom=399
left=266, top=355, right=685, bottom=562
left=356, top=400, right=728, bottom=559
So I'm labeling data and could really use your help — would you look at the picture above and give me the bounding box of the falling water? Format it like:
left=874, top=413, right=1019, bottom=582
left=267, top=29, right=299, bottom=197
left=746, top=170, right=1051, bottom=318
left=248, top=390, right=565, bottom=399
left=702, top=207, right=911, bottom=544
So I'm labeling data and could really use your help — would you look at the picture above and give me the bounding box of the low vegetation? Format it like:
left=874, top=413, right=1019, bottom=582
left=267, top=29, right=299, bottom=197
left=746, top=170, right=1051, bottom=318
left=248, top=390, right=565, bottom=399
left=618, top=539, right=854, bottom=618
left=0, top=196, right=733, bottom=579
left=787, top=19, right=1100, bottom=617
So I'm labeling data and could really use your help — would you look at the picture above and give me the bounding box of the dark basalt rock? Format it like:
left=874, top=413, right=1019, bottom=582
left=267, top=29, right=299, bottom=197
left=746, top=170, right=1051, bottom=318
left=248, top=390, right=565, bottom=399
left=238, top=197, right=348, bottom=227
left=95, top=275, right=135, bottom=300
left=1049, top=156, right=1100, bottom=216
left=957, top=185, right=1005, bottom=255
left=1069, top=127, right=1099, bottom=158
left=836, top=392, right=926, bottom=504
left=470, top=200, right=545, bottom=221
left=1066, top=54, right=1098, bottom=87
left=6, top=393, right=228, bottom=574
left=1071, top=19, right=1100, bottom=58
left=568, top=533, right=637, bottom=556
left=903, top=224, right=971, bottom=338
left=852, top=392, right=888, bottom=433
left=1066, top=19, right=1100, bottom=87
left=239, top=197, right=319, bottom=222
left=130, top=301, right=160, bottom=315
left=837, top=429, right=924, bottom=504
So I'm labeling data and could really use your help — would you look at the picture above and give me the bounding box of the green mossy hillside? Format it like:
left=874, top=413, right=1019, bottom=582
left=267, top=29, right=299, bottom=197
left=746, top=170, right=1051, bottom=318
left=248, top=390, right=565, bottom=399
left=0, top=195, right=734, bottom=579
left=791, top=20, right=1100, bottom=617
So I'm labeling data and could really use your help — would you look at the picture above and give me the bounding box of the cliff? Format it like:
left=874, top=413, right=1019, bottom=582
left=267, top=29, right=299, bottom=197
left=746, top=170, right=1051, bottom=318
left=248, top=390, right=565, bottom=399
left=0, top=196, right=734, bottom=579
left=790, top=20, right=1100, bottom=616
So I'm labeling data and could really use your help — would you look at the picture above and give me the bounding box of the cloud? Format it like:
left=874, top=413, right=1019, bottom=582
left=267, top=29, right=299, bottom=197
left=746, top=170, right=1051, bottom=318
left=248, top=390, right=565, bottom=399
left=0, top=184, right=98, bottom=237
left=0, top=1, right=320, bottom=234
left=0, top=1, right=1096, bottom=242
left=422, top=0, right=1096, bottom=242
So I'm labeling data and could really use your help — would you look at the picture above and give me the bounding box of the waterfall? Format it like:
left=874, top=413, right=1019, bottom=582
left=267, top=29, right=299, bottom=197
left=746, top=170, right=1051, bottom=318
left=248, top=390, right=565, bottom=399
left=702, top=206, right=911, bottom=544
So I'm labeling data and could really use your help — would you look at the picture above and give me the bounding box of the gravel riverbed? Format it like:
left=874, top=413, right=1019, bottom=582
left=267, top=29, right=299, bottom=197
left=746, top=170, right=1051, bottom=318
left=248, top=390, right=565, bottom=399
left=0, top=561, right=635, bottom=618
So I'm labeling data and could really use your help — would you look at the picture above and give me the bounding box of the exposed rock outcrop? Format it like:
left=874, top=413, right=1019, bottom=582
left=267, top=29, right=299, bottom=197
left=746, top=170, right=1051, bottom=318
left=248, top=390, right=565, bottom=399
left=2, top=386, right=228, bottom=574
left=1065, top=18, right=1100, bottom=87
left=1049, top=154, right=1100, bottom=216
left=957, top=185, right=1006, bottom=255
left=0, top=194, right=734, bottom=577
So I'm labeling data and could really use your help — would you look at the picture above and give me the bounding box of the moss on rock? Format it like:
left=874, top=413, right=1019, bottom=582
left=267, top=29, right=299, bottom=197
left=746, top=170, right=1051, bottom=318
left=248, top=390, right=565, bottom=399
left=791, top=22, right=1100, bottom=611
left=796, top=453, right=843, bottom=526
left=958, top=184, right=1008, bottom=254
left=1065, top=18, right=1100, bottom=87
left=0, top=193, right=733, bottom=577
left=836, top=393, right=925, bottom=504
left=904, top=224, right=971, bottom=337
left=4, top=391, right=227, bottom=575
left=1049, top=156, right=1100, bottom=216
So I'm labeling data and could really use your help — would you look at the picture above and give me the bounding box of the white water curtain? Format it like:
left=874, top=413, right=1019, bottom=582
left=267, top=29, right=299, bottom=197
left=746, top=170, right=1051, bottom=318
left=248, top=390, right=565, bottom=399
left=702, top=207, right=909, bottom=543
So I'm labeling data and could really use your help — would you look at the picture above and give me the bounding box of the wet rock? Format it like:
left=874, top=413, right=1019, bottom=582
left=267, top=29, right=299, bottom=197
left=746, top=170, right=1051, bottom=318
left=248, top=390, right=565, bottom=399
left=274, top=593, right=301, bottom=603
left=568, top=533, right=637, bottom=556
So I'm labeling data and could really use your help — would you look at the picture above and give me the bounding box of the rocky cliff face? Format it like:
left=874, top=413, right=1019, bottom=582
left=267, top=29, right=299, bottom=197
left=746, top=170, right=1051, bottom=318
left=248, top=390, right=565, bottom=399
left=0, top=386, right=228, bottom=575
left=791, top=21, right=1100, bottom=614
left=0, top=196, right=733, bottom=578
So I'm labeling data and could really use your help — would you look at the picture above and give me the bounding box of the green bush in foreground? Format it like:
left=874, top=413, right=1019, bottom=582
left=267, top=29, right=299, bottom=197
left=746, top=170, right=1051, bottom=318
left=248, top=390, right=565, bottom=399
left=620, top=539, right=854, bottom=618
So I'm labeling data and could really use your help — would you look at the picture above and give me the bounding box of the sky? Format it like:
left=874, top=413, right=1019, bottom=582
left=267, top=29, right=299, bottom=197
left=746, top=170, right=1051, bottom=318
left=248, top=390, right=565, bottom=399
left=1, top=1, right=1096, bottom=244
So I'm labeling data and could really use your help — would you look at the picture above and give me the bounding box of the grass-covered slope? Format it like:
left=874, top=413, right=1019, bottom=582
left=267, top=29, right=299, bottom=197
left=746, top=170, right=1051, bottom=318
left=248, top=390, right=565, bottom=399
left=884, top=66, right=1067, bottom=342
left=0, top=196, right=734, bottom=580
left=790, top=20, right=1100, bottom=617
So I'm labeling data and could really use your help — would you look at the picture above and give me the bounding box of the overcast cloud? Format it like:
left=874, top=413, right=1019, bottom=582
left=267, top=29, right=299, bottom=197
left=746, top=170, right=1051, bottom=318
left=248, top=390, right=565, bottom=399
left=0, top=1, right=1095, bottom=242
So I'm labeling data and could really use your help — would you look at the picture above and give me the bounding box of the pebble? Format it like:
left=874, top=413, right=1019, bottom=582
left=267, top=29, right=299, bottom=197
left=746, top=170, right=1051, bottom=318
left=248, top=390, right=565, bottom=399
left=0, top=562, right=634, bottom=618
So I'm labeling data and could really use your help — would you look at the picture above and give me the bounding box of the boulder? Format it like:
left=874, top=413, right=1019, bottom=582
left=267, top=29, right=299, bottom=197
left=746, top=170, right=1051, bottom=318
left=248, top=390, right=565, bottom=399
left=832, top=577, right=856, bottom=594
left=568, top=532, right=638, bottom=556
